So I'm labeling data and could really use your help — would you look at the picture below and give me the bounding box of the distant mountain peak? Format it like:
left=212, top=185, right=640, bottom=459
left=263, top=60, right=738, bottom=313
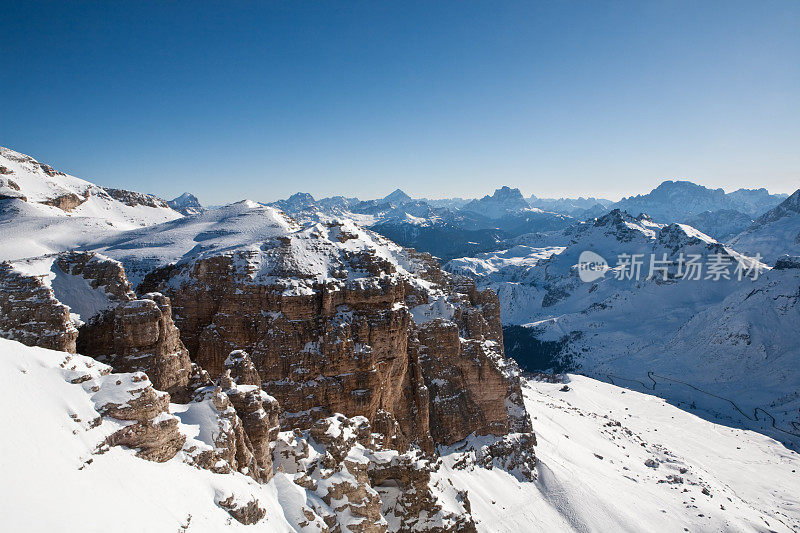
left=489, top=185, right=525, bottom=201
left=462, top=186, right=532, bottom=219
left=167, top=192, right=203, bottom=215
left=287, top=192, right=315, bottom=202
left=383, top=188, right=412, bottom=205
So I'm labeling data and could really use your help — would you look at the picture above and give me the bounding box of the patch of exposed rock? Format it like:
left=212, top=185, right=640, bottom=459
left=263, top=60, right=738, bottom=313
left=0, top=262, right=78, bottom=352
left=102, top=187, right=172, bottom=209
left=42, top=191, right=87, bottom=211
left=97, top=371, right=186, bottom=462
left=273, top=414, right=477, bottom=532
left=216, top=495, right=266, bottom=525
left=79, top=294, right=193, bottom=401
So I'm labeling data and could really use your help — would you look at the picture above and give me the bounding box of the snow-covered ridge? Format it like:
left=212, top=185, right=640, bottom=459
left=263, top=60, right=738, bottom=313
left=88, top=199, right=451, bottom=295
left=0, top=147, right=183, bottom=262
left=447, top=208, right=800, bottom=447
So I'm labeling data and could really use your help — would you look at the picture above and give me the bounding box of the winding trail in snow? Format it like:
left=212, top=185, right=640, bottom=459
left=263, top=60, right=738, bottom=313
left=603, top=371, right=800, bottom=440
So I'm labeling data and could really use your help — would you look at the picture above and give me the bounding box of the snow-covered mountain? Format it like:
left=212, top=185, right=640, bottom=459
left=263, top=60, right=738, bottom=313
left=2, top=145, right=798, bottom=531
left=461, top=186, right=537, bottom=219
left=685, top=209, right=754, bottom=241
left=728, top=189, right=800, bottom=264
left=447, top=209, right=800, bottom=447
left=3, top=337, right=798, bottom=532
left=527, top=194, right=614, bottom=217
left=267, top=187, right=573, bottom=261
left=0, top=147, right=182, bottom=261
left=167, top=192, right=204, bottom=215
left=382, top=188, right=413, bottom=205
left=613, top=180, right=786, bottom=223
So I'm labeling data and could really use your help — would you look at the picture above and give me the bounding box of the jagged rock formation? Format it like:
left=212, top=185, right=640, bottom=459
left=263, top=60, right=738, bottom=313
left=56, top=251, right=137, bottom=302
left=1, top=253, right=193, bottom=400
left=0, top=262, right=78, bottom=352
left=78, top=294, right=193, bottom=401
left=100, top=205, right=533, bottom=455
left=0, top=194, right=538, bottom=529
left=184, top=379, right=269, bottom=480
left=98, top=371, right=186, bottom=462
left=273, top=414, right=477, bottom=532
left=102, top=187, right=173, bottom=209
left=54, top=347, right=186, bottom=462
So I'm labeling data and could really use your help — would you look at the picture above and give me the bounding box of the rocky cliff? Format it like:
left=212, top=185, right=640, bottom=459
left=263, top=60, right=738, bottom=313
left=0, top=202, right=536, bottom=530
left=97, top=205, right=532, bottom=455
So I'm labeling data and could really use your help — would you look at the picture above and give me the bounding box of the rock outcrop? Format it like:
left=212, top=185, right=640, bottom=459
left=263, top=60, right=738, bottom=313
left=182, top=355, right=280, bottom=483
left=101, top=187, right=173, bottom=209
left=94, top=371, right=185, bottom=462
left=0, top=253, right=193, bottom=401
left=273, top=414, right=477, bottom=532
left=0, top=262, right=78, bottom=352
left=78, top=294, right=193, bottom=401
left=56, top=251, right=136, bottom=302
left=96, top=207, right=534, bottom=458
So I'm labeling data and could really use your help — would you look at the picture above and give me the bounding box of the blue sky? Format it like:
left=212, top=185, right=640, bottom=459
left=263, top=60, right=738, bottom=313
left=1, top=1, right=798, bottom=204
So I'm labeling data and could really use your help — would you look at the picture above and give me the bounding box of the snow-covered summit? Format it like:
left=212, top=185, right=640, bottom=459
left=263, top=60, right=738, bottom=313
left=614, top=180, right=787, bottom=223
left=88, top=199, right=445, bottom=293
left=167, top=192, right=203, bottom=215
left=462, top=186, right=537, bottom=219
left=382, top=188, right=413, bottom=205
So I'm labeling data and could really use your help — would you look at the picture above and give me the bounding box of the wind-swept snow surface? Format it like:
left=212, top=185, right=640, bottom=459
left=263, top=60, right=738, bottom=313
left=0, top=147, right=182, bottom=261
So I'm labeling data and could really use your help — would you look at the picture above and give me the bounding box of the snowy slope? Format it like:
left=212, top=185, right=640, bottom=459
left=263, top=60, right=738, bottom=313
left=2, top=337, right=798, bottom=532
left=728, top=189, right=800, bottom=264
left=446, top=210, right=800, bottom=446
left=0, top=147, right=182, bottom=261
left=0, top=338, right=310, bottom=532
left=87, top=199, right=452, bottom=295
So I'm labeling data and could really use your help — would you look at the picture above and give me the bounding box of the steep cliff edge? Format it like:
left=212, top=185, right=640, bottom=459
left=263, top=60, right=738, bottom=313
left=91, top=202, right=532, bottom=453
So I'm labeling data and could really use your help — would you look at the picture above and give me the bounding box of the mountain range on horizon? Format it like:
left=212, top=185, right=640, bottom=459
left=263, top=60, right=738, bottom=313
left=1, top=145, right=799, bottom=531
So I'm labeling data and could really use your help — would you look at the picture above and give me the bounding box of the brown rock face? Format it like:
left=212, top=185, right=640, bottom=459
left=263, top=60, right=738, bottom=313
left=41, top=192, right=86, bottom=211
left=186, top=383, right=263, bottom=479
left=0, top=262, right=78, bottom=352
left=417, top=283, right=532, bottom=445
left=97, top=372, right=185, bottom=462
left=56, top=252, right=136, bottom=302
left=145, top=248, right=529, bottom=451
left=79, top=294, right=193, bottom=401
left=183, top=360, right=280, bottom=483
left=219, top=370, right=280, bottom=482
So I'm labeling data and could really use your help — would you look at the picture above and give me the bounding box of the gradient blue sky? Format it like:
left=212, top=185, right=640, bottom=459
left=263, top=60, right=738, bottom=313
left=1, top=1, right=798, bottom=205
